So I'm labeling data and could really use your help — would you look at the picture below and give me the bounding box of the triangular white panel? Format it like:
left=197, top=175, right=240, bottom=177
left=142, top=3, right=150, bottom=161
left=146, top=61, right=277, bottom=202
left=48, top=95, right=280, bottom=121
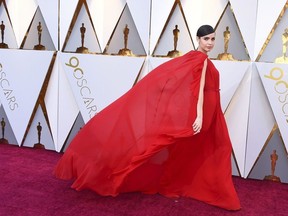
left=232, top=154, right=240, bottom=176
left=182, top=0, right=228, bottom=44
left=22, top=7, right=55, bottom=50
left=105, top=4, right=146, bottom=56
left=257, top=62, right=288, bottom=149
left=0, top=3, right=18, bottom=48
left=148, top=56, right=171, bottom=71
left=229, top=0, right=257, bottom=60
left=248, top=129, right=288, bottom=183
left=213, top=61, right=250, bottom=111
left=258, top=7, right=288, bottom=63
left=245, top=64, right=276, bottom=177
left=0, top=49, right=53, bottom=145
left=86, top=0, right=104, bottom=50
left=57, top=56, right=79, bottom=152
left=102, top=0, right=126, bottom=50
left=45, top=53, right=79, bottom=152
left=225, top=68, right=252, bottom=177
left=8, top=0, right=37, bottom=46
left=150, top=0, right=175, bottom=52
left=0, top=105, right=17, bottom=145
left=137, top=57, right=151, bottom=80
left=64, top=4, right=101, bottom=53
left=22, top=106, right=55, bottom=150
left=153, top=4, right=194, bottom=56
left=254, top=0, right=287, bottom=60
left=127, top=0, right=151, bottom=54
left=44, top=54, right=59, bottom=150
left=209, top=4, right=249, bottom=61
left=36, top=0, right=58, bottom=49
left=59, top=0, right=78, bottom=50
left=59, top=53, right=144, bottom=123
left=62, top=112, right=85, bottom=152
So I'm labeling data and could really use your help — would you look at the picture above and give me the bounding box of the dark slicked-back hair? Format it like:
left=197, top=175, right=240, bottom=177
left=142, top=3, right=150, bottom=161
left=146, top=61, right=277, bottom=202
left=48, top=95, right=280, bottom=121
left=196, top=25, right=215, bottom=37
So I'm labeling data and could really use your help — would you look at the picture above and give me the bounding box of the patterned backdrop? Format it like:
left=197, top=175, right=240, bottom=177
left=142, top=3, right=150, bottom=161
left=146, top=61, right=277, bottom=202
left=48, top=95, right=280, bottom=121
left=0, top=0, right=288, bottom=183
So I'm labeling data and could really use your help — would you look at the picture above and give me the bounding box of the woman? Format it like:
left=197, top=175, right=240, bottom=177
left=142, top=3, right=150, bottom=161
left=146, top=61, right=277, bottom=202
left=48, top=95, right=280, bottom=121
left=54, top=25, right=241, bottom=210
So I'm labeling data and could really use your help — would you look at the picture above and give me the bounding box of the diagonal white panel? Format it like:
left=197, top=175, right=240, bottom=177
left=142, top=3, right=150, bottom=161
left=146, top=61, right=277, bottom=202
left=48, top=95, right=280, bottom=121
left=254, top=0, right=287, bottom=60
left=127, top=0, right=151, bottom=54
left=59, top=53, right=144, bottom=123
left=0, top=105, right=17, bottom=145
left=57, top=55, right=79, bottom=152
left=22, top=7, right=55, bottom=50
left=259, top=7, right=288, bottom=63
left=59, top=0, right=78, bottom=50
left=36, top=0, right=58, bottom=49
left=182, top=0, right=228, bottom=44
left=102, top=0, right=126, bottom=50
left=0, top=49, right=54, bottom=145
left=213, top=61, right=250, bottom=111
left=105, top=5, right=146, bottom=56
left=153, top=4, right=194, bottom=56
left=45, top=53, right=79, bottom=152
left=257, top=62, right=288, bottom=149
left=248, top=129, right=288, bottom=183
left=150, top=0, right=175, bottom=52
left=208, top=4, right=249, bottom=61
left=245, top=63, right=276, bottom=177
left=8, top=0, right=37, bottom=46
left=45, top=53, right=59, bottom=151
left=64, top=4, right=101, bottom=53
left=225, top=68, right=252, bottom=177
left=229, top=0, right=257, bottom=60
left=0, top=3, right=18, bottom=48
left=87, top=0, right=104, bottom=51
left=22, top=106, right=55, bottom=151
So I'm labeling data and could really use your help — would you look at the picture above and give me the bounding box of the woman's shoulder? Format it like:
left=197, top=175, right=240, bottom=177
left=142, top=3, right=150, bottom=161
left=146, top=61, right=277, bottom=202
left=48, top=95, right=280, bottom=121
left=185, top=50, right=208, bottom=59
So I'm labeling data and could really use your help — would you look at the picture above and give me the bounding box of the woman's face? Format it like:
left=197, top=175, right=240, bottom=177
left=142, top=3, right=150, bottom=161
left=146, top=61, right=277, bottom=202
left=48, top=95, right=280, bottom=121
left=197, top=32, right=216, bottom=53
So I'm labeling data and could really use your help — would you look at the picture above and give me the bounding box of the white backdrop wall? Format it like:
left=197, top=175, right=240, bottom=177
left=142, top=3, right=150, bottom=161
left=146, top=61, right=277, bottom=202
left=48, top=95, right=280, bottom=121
left=0, top=0, right=288, bottom=183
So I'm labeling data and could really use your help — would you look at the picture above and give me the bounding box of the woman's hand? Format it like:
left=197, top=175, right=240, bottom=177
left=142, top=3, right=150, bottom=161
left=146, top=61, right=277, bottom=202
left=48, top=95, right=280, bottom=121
left=192, top=116, right=202, bottom=134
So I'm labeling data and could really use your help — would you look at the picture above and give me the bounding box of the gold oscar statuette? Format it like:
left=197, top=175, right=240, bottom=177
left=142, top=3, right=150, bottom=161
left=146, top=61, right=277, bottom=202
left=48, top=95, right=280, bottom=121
left=264, top=149, right=281, bottom=182
left=0, top=21, right=8, bottom=49
left=0, top=117, right=9, bottom=144
left=274, top=28, right=288, bottom=63
left=216, top=26, right=235, bottom=61
left=167, top=25, right=182, bottom=57
left=118, top=24, right=134, bottom=56
left=76, top=23, right=89, bottom=54
left=33, top=22, right=46, bottom=50
left=33, top=122, right=45, bottom=149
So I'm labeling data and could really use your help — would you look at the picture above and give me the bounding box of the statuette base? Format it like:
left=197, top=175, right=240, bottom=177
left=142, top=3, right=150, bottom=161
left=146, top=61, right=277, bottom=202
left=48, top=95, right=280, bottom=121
left=217, top=53, right=235, bottom=61
left=0, top=43, right=8, bottom=48
left=264, top=175, right=281, bottom=183
left=76, top=46, right=89, bottom=54
left=167, top=50, right=181, bottom=58
left=33, top=143, right=45, bottom=149
left=34, top=44, right=46, bottom=50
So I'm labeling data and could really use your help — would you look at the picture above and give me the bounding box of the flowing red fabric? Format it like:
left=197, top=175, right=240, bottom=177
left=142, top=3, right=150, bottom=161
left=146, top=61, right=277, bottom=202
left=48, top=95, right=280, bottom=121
left=54, top=50, right=241, bottom=210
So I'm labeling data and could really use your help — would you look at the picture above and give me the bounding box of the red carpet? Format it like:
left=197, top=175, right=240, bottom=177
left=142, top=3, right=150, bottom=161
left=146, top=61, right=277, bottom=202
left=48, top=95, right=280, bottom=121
left=0, top=144, right=287, bottom=216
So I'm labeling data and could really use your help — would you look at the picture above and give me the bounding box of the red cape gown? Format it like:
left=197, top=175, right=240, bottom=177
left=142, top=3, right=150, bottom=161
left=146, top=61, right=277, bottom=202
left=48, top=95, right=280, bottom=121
left=54, top=50, right=241, bottom=210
